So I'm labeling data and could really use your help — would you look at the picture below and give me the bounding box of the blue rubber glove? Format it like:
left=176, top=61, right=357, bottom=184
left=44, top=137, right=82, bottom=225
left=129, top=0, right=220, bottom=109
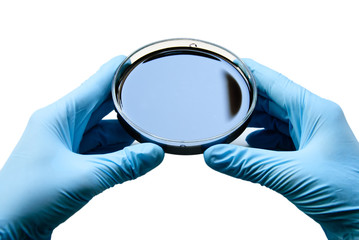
left=204, top=59, right=359, bottom=239
left=0, top=56, right=164, bottom=239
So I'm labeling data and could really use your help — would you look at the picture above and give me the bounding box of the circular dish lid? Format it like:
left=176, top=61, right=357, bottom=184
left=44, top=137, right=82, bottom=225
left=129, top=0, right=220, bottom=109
left=112, top=39, right=257, bottom=154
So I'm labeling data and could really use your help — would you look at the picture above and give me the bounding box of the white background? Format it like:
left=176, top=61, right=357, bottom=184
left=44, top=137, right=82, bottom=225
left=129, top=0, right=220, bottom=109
left=0, top=1, right=358, bottom=239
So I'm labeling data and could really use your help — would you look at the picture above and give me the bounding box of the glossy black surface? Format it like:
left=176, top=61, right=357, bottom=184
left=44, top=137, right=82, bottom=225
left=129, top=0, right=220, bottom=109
left=116, top=48, right=251, bottom=147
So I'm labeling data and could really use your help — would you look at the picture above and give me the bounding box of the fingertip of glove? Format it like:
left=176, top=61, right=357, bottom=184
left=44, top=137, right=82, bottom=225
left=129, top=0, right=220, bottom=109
left=242, top=58, right=255, bottom=63
left=142, top=143, right=165, bottom=164
left=204, top=144, right=239, bottom=169
left=111, top=55, right=127, bottom=63
left=245, top=131, right=259, bottom=147
left=99, top=55, right=127, bottom=72
left=241, top=58, right=257, bottom=69
left=108, top=55, right=127, bottom=63
left=126, top=143, right=165, bottom=168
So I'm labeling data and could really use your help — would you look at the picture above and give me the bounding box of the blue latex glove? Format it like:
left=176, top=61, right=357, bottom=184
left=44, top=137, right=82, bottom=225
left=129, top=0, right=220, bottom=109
left=0, top=56, right=164, bottom=239
left=204, top=59, right=359, bottom=239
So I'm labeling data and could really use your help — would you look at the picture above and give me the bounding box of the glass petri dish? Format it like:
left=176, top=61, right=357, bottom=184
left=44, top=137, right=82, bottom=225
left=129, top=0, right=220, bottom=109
left=112, top=38, right=257, bottom=154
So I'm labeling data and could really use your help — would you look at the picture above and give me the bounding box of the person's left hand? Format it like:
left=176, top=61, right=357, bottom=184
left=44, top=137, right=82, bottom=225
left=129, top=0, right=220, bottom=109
left=0, top=56, right=165, bottom=240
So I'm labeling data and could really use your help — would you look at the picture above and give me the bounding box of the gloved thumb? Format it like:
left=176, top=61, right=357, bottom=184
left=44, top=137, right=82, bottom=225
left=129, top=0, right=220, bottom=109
left=91, top=143, right=165, bottom=188
left=204, top=144, right=297, bottom=192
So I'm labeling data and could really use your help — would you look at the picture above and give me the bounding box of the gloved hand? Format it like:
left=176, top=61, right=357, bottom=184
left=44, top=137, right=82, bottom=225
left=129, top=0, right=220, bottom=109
left=0, top=56, right=164, bottom=240
left=204, top=59, right=359, bottom=239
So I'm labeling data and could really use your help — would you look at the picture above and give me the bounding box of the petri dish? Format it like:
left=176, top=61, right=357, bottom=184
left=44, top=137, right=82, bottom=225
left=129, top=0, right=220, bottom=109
left=112, top=39, right=257, bottom=154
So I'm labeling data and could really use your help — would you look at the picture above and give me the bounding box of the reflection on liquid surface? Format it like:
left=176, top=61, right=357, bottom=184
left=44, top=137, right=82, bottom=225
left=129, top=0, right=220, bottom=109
left=118, top=49, right=250, bottom=141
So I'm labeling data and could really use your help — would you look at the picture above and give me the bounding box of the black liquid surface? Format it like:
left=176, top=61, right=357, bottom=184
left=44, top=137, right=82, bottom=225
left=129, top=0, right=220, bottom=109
left=118, top=49, right=250, bottom=142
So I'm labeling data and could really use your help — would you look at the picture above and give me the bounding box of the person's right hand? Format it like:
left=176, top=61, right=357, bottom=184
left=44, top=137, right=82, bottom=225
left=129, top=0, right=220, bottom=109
left=204, top=59, right=359, bottom=239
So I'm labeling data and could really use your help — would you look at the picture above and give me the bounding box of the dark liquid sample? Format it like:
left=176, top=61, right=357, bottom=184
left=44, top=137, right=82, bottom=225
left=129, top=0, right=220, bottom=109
left=117, top=48, right=251, bottom=142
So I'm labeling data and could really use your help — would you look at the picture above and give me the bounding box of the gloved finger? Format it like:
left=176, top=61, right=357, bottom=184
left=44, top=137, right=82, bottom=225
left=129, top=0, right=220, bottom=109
left=254, top=95, right=289, bottom=123
left=50, top=56, right=125, bottom=152
left=79, top=120, right=134, bottom=154
left=84, top=95, right=114, bottom=133
left=248, top=111, right=290, bottom=137
left=246, top=129, right=296, bottom=151
left=204, top=144, right=298, bottom=193
left=242, top=59, right=311, bottom=121
left=55, top=56, right=125, bottom=130
left=69, top=55, right=125, bottom=111
left=91, top=143, right=164, bottom=189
